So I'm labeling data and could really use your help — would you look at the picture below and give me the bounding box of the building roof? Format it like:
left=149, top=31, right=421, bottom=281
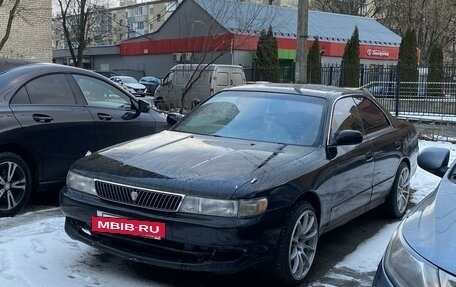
left=194, top=0, right=401, bottom=46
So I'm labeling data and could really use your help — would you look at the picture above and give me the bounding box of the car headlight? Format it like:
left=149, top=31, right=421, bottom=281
left=66, top=171, right=96, bottom=195
left=384, top=223, right=439, bottom=287
left=127, top=88, right=136, bottom=93
left=178, top=196, right=267, bottom=218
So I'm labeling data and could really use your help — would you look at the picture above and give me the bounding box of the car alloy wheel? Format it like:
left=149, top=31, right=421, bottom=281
left=396, top=166, right=410, bottom=215
left=288, top=209, right=318, bottom=280
left=0, top=153, right=32, bottom=217
left=385, top=162, right=410, bottom=218
left=272, top=201, right=319, bottom=286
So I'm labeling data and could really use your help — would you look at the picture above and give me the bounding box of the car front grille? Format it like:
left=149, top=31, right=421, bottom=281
left=95, top=180, right=184, bottom=212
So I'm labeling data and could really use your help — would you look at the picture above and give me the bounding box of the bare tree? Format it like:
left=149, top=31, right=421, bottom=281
left=310, top=0, right=378, bottom=17
left=173, top=0, right=282, bottom=112
left=374, top=0, right=456, bottom=64
left=56, top=0, right=109, bottom=67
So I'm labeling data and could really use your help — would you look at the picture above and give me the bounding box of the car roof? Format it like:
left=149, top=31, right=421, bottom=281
left=0, top=63, right=118, bottom=103
left=227, top=83, right=367, bottom=101
left=141, top=76, right=159, bottom=80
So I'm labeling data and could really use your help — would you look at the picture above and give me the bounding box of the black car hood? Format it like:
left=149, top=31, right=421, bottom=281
left=74, top=131, right=316, bottom=199
left=402, top=177, right=456, bottom=275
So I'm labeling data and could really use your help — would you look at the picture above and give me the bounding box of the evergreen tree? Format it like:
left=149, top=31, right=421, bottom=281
left=428, top=42, right=444, bottom=96
left=307, top=37, right=322, bottom=84
left=341, top=27, right=360, bottom=87
left=256, top=26, right=279, bottom=82
left=398, top=29, right=418, bottom=95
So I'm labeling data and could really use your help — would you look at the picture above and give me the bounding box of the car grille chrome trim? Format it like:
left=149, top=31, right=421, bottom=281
left=94, top=180, right=184, bottom=212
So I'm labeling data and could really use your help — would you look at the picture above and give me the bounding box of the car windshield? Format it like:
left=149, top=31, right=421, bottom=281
left=121, top=77, right=138, bottom=84
left=173, top=91, right=326, bottom=146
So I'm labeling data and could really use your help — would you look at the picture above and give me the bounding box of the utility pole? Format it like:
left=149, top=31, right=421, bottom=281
left=295, top=0, right=309, bottom=83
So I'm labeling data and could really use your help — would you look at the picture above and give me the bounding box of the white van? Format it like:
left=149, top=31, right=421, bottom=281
left=154, top=64, right=246, bottom=110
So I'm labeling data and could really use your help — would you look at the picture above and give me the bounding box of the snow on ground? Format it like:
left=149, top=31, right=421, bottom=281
left=0, top=213, right=171, bottom=287
left=334, top=223, right=398, bottom=273
left=0, top=140, right=455, bottom=287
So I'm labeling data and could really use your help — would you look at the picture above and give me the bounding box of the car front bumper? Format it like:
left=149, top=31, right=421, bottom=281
left=60, top=187, right=288, bottom=274
left=373, top=258, right=395, bottom=287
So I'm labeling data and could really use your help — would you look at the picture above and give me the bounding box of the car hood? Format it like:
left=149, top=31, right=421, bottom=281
left=73, top=131, right=315, bottom=199
left=402, top=176, right=456, bottom=274
left=124, top=83, right=145, bottom=90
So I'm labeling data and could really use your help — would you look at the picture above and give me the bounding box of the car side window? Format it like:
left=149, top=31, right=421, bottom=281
left=353, top=97, right=390, bottom=134
left=26, top=74, right=76, bottom=105
left=10, top=86, right=31, bottom=105
left=73, top=75, right=132, bottom=110
left=331, top=97, right=364, bottom=137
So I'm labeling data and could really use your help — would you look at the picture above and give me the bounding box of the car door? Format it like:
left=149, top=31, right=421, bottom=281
left=328, top=97, right=374, bottom=223
left=71, top=74, right=157, bottom=150
left=353, top=96, right=399, bottom=203
left=9, top=74, right=95, bottom=182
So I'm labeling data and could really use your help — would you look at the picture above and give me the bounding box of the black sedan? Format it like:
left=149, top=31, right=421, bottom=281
left=0, top=60, right=168, bottom=217
left=373, top=147, right=456, bottom=287
left=60, top=84, right=418, bottom=286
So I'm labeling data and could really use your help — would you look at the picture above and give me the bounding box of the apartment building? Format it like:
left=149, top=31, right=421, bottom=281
left=0, top=0, right=52, bottom=61
left=53, top=0, right=181, bottom=50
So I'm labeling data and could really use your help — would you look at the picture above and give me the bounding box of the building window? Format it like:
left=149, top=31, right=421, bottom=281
left=132, top=21, right=145, bottom=31
left=149, top=23, right=153, bottom=31
left=135, top=6, right=143, bottom=16
left=149, top=7, right=153, bottom=14
left=157, top=13, right=161, bottom=22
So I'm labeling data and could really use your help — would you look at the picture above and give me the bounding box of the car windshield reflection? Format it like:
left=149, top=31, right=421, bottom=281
left=173, top=91, right=326, bottom=146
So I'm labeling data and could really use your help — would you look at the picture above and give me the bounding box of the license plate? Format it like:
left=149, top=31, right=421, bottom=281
left=92, top=211, right=165, bottom=239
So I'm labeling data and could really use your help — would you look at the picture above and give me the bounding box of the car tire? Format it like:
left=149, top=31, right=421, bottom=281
left=0, top=152, right=32, bottom=217
left=271, top=201, right=319, bottom=286
left=384, top=162, right=410, bottom=218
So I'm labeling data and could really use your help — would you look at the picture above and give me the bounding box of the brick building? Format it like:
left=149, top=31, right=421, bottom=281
left=0, top=0, right=52, bottom=62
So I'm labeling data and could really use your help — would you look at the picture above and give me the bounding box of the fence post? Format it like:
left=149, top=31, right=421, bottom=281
left=360, top=64, right=365, bottom=86
left=395, top=61, right=400, bottom=117
left=329, top=66, right=333, bottom=86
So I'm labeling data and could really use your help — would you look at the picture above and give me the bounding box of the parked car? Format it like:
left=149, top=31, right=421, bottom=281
left=61, top=84, right=418, bottom=286
left=139, top=76, right=161, bottom=95
left=154, top=64, right=246, bottom=110
left=373, top=147, right=456, bottom=287
left=0, top=61, right=169, bottom=217
left=109, top=76, right=147, bottom=95
left=369, top=83, right=396, bottom=97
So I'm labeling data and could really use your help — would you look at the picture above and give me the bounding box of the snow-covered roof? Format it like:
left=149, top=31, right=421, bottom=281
left=194, top=0, right=401, bottom=46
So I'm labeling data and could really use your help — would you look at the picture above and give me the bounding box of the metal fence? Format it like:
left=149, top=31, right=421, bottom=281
left=244, top=64, right=456, bottom=118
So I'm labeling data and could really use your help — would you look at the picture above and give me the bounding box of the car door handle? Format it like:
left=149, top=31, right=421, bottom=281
left=395, top=141, right=402, bottom=150
left=32, top=114, right=53, bottom=123
left=365, top=152, right=374, bottom=162
left=97, top=113, right=112, bottom=121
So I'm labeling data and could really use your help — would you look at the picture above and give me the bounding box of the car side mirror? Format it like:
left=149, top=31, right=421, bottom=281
left=167, top=113, right=183, bottom=125
left=137, top=99, right=150, bottom=113
left=418, top=147, right=450, bottom=178
left=334, top=130, right=363, bottom=146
